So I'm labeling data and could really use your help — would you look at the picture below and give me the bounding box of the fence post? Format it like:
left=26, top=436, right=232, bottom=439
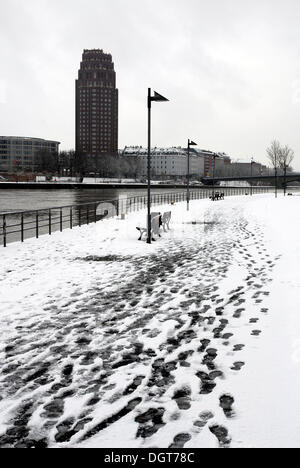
left=60, top=208, right=63, bottom=232
left=3, top=215, right=6, bottom=247
left=87, top=206, right=89, bottom=225
left=36, top=212, right=39, bottom=239
left=70, top=208, right=73, bottom=229
left=49, top=209, right=52, bottom=235
left=21, top=214, right=24, bottom=243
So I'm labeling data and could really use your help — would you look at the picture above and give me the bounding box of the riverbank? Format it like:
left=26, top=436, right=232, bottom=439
left=0, top=194, right=300, bottom=448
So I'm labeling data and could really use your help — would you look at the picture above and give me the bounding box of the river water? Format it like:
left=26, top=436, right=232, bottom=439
left=2, top=186, right=297, bottom=214
left=0, top=187, right=188, bottom=214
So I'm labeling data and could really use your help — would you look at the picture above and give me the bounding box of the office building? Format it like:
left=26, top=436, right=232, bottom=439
left=75, top=49, right=118, bottom=156
left=0, top=136, right=60, bottom=172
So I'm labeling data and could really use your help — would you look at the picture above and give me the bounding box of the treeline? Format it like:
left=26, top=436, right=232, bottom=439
left=34, top=150, right=143, bottom=179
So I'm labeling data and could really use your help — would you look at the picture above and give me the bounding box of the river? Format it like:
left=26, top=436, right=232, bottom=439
left=0, top=187, right=187, bottom=214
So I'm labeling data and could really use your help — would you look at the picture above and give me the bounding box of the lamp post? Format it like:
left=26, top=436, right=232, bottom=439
left=212, top=153, right=218, bottom=199
left=250, top=158, right=254, bottom=196
left=275, top=154, right=278, bottom=199
left=187, top=139, right=197, bottom=211
left=147, top=88, right=169, bottom=244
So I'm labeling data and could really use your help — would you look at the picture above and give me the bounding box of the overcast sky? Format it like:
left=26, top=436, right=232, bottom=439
left=0, top=0, right=299, bottom=167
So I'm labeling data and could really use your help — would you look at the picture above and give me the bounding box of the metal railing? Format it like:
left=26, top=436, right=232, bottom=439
left=0, top=186, right=273, bottom=247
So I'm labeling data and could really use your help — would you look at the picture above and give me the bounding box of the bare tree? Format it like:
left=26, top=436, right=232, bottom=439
left=266, top=140, right=282, bottom=197
left=35, top=149, right=59, bottom=174
left=279, top=145, right=294, bottom=195
left=266, top=140, right=281, bottom=167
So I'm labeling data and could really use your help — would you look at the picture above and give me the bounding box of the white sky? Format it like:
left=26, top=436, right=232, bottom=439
left=0, top=0, right=300, bottom=168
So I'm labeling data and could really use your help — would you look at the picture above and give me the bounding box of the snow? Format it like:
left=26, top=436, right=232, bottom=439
left=0, top=193, right=300, bottom=448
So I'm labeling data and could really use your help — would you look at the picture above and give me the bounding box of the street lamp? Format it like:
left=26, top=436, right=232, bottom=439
left=250, top=157, right=254, bottom=196
left=147, top=88, right=169, bottom=244
left=274, top=154, right=278, bottom=199
left=212, top=153, right=219, bottom=199
left=187, top=139, right=197, bottom=211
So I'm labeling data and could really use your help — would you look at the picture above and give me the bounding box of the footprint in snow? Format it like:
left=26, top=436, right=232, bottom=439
left=231, top=361, right=245, bottom=371
left=219, top=394, right=235, bottom=418
left=209, top=424, right=231, bottom=448
left=172, top=386, right=192, bottom=410
left=169, top=433, right=191, bottom=448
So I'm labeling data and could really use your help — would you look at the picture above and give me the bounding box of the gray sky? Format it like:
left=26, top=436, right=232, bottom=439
left=0, top=0, right=300, bottom=168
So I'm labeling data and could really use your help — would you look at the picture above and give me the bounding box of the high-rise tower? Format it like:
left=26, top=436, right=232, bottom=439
left=75, top=49, right=118, bottom=156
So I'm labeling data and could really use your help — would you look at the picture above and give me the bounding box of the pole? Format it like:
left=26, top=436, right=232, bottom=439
left=187, top=140, right=190, bottom=211
left=250, top=160, right=253, bottom=196
left=60, top=208, right=63, bottom=232
left=21, top=214, right=24, bottom=243
left=3, top=215, right=6, bottom=248
left=275, top=155, right=277, bottom=198
left=212, top=155, right=215, bottom=199
left=147, top=88, right=152, bottom=244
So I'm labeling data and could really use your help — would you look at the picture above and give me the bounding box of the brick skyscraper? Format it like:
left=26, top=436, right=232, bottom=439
left=75, top=49, right=118, bottom=156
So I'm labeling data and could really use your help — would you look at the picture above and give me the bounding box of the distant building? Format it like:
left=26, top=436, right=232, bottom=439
left=226, top=162, right=263, bottom=177
left=0, top=136, right=60, bottom=173
left=194, top=149, right=231, bottom=177
left=75, top=49, right=118, bottom=156
left=121, top=146, right=205, bottom=179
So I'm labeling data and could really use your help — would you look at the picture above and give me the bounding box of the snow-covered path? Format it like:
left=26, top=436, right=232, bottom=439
left=0, top=194, right=299, bottom=448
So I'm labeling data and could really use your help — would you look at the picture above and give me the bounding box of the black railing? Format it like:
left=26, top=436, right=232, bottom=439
left=0, top=186, right=273, bottom=247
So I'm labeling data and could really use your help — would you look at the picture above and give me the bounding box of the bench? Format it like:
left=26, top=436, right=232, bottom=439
left=136, top=211, right=171, bottom=241
left=210, top=192, right=224, bottom=201
left=136, top=212, right=160, bottom=241
left=161, top=211, right=171, bottom=232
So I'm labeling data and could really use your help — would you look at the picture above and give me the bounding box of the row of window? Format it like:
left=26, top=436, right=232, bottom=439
left=80, top=97, right=112, bottom=100
left=0, top=142, right=57, bottom=148
left=79, top=89, right=112, bottom=94
left=80, top=94, right=111, bottom=99
left=79, top=124, right=112, bottom=127
left=78, top=81, right=115, bottom=88
left=80, top=106, right=112, bottom=110
left=0, top=155, right=33, bottom=160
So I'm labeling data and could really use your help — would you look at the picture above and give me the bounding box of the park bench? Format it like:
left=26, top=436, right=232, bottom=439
left=161, top=211, right=172, bottom=232
left=210, top=192, right=224, bottom=201
left=136, top=211, right=171, bottom=241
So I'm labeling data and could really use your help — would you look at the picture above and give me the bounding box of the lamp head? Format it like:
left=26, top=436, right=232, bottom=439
left=151, top=91, right=169, bottom=102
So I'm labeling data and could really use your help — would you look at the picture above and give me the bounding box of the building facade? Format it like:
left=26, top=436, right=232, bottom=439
left=75, top=49, right=118, bottom=156
left=193, top=149, right=231, bottom=177
left=221, top=161, right=265, bottom=178
left=122, top=147, right=205, bottom=179
left=0, top=136, right=60, bottom=173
